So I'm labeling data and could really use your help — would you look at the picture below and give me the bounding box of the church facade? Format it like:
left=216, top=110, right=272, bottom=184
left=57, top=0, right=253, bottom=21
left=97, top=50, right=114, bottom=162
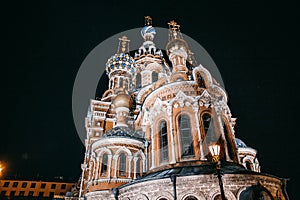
left=73, top=17, right=289, bottom=200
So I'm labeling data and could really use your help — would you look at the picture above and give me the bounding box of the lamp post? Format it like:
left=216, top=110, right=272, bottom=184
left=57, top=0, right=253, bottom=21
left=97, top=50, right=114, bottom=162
left=209, top=144, right=226, bottom=200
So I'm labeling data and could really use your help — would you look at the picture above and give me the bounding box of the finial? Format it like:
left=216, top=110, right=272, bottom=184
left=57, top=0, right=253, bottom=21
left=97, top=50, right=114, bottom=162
left=144, top=16, right=152, bottom=26
left=168, top=20, right=181, bottom=39
left=118, top=36, right=130, bottom=53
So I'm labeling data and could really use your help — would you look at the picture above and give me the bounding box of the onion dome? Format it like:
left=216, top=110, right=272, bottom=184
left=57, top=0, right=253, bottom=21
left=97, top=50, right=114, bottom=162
left=105, top=53, right=136, bottom=76
left=103, top=126, right=145, bottom=141
left=235, top=138, right=248, bottom=148
left=112, top=93, right=131, bottom=108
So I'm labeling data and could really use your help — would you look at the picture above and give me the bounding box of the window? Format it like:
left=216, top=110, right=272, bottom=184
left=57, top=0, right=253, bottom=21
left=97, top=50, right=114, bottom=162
left=41, top=183, right=46, bottom=188
left=21, top=182, right=27, bottom=188
left=246, top=161, right=252, bottom=170
left=61, top=184, right=66, bottom=189
left=10, top=191, right=15, bottom=197
left=19, top=191, right=25, bottom=196
left=3, top=182, right=9, bottom=187
left=12, top=182, right=18, bottom=187
left=197, top=73, right=206, bottom=88
left=38, top=192, right=44, bottom=197
left=214, top=194, right=222, bottom=200
left=0, top=191, right=6, bottom=196
left=51, top=184, right=56, bottom=189
left=101, top=154, right=108, bottom=176
left=136, top=73, right=141, bottom=88
left=179, top=115, right=194, bottom=157
left=119, top=78, right=123, bottom=88
left=28, top=191, right=34, bottom=196
left=136, top=157, right=142, bottom=177
left=119, top=153, right=126, bottom=176
left=30, top=183, right=36, bottom=188
left=184, top=196, right=198, bottom=200
left=49, top=192, right=54, bottom=198
left=223, top=121, right=234, bottom=160
left=202, top=113, right=216, bottom=143
left=159, top=120, right=169, bottom=162
left=152, top=71, right=158, bottom=82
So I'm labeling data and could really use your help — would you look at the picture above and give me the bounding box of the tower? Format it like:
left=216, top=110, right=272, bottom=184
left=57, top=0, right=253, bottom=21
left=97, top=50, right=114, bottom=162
left=73, top=17, right=289, bottom=200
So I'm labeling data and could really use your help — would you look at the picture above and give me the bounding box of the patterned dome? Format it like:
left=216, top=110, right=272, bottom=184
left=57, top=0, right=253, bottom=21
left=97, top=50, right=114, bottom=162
left=105, top=53, right=136, bottom=75
left=141, top=25, right=156, bottom=40
left=235, top=138, right=248, bottom=148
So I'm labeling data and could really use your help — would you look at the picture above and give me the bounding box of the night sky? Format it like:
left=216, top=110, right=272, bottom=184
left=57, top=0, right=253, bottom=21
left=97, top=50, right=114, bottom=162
left=1, top=0, right=298, bottom=199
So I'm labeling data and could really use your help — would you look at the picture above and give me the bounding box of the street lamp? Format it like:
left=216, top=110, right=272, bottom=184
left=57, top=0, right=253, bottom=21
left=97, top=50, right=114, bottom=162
left=209, top=144, right=226, bottom=200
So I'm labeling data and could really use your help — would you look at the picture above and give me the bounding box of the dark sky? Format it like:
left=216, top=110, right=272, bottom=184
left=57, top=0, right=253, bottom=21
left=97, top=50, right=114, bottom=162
left=1, top=0, right=298, bottom=199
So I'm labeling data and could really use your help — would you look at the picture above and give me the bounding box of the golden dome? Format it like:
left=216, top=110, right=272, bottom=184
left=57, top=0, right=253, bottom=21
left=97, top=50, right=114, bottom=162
left=113, top=94, right=131, bottom=108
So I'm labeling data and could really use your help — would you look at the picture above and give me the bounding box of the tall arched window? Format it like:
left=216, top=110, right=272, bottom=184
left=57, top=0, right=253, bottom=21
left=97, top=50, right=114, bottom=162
left=202, top=113, right=215, bottom=144
left=160, top=120, right=169, bottom=162
left=119, top=78, right=123, bottom=88
left=152, top=71, right=158, bottom=82
left=100, top=154, right=108, bottom=176
left=136, top=157, right=142, bottom=178
left=136, top=73, right=141, bottom=88
left=119, top=153, right=126, bottom=176
left=197, top=73, right=206, bottom=88
left=223, top=120, right=234, bottom=160
left=179, top=115, right=194, bottom=157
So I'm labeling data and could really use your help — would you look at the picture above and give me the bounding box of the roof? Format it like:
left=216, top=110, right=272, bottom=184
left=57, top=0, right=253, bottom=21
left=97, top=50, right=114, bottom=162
left=102, top=126, right=145, bottom=141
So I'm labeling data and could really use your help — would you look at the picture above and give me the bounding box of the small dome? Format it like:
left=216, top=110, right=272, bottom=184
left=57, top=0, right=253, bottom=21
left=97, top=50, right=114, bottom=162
left=235, top=138, right=248, bottom=148
left=105, top=53, right=136, bottom=75
left=103, top=126, right=145, bottom=141
left=113, top=93, right=131, bottom=108
left=141, top=25, right=156, bottom=40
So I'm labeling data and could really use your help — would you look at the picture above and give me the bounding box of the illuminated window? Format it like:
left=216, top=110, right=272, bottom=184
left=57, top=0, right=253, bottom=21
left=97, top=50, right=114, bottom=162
left=179, top=115, right=194, bottom=157
left=160, top=120, right=169, bottom=162
left=119, top=153, right=126, bottom=176
left=101, top=154, right=108, bottom=176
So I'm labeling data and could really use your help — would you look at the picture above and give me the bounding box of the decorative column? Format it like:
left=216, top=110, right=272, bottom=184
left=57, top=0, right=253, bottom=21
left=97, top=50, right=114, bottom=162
left=167, top=105, right=176, bottom=164
left=107, top=155, right=112, bottom=178
left=193, top=102, right=205, bottom=160
left=113, top=155, right=118, bottom=178
left=95, top=157, right=100, bottom=180
left=133, top=156, right=138, bottom=179
left=128, top=155, right=133, bottom=178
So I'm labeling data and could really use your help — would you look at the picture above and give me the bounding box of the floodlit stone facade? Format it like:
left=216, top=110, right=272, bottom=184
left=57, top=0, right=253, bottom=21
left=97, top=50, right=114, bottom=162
left=72, top=17, right=289, bottom=200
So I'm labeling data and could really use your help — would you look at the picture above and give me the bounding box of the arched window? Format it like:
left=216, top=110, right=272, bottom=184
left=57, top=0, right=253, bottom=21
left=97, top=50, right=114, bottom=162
left=223, top=120, right=234, bottom=160
left=245, top=160, right=252, bottom=170
left=136, top=157, right=142, bottom=178
left=101, top=154, right=108, bottom=176
left=197, top=73, right=206, bottom=88
left=213, top=194, right=222, bottom=200
left=152, top=71, right=158, bottom=82
left=179, top=115, right=194, bottom=157
left=160, top=120, right=169, bottom=162
left=136, top=73, right=141, bottom=88
left=119, top=78, right=123, bottom=88
left=202, top=113, right=216, bottom=144
left=119, top=153, right=126, bottom=176
left=184, top=196, right=198, bottom=200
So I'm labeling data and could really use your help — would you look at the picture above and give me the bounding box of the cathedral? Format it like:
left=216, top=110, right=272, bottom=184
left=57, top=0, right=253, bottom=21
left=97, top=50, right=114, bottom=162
left=72, top=17, right=289, bottom=200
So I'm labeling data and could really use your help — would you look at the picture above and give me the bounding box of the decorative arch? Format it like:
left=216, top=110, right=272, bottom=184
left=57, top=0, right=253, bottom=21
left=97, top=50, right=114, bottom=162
left=208, top=188, right=237, bottom=200
left=96, top=147, right=113, bottom=157
left=102, top=89, right=114, bottom=98
left=178, top=190, right=205, bottom=200
left=238, top=184, right=274, bottom=200
left=113, top=146, right=133, bottom=178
